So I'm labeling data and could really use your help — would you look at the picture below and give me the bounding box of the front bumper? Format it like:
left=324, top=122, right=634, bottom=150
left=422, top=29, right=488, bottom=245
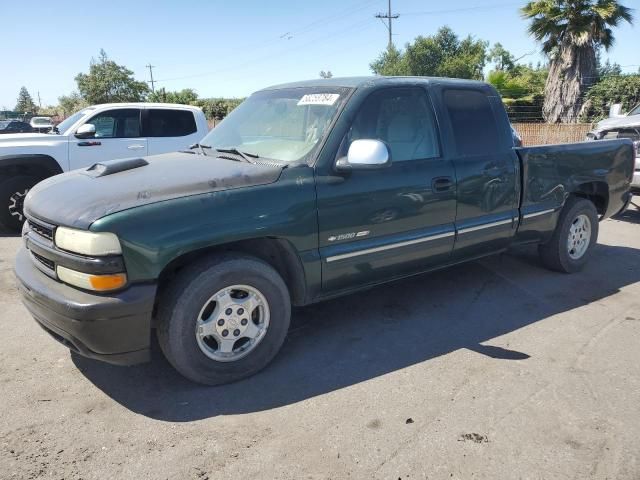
left=15, top=248, right=157, bottom=365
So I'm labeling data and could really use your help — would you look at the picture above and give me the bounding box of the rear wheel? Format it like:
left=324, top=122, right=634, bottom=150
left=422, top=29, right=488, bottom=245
left=538, top=197, right=599, bottom=273
left=0, top=175, right=42, bottom=233
left=157, top=254, right=291, bottom=385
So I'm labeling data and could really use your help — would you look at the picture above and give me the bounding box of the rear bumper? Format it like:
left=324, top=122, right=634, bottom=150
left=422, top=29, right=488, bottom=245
left=14, top=248, right=156, bottom=366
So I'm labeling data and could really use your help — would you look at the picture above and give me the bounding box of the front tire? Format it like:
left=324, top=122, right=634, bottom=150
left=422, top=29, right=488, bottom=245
left=538, top=197, right=599, bottom=273
left=0, top=175, right=42, bottom=233
left=157, top=254, right=291, bottom=385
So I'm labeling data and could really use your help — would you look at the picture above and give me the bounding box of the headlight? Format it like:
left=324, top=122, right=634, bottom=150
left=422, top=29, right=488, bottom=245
left=56, top=266, right=127, bottom=292
left=55, top=227, right=122, bottom=256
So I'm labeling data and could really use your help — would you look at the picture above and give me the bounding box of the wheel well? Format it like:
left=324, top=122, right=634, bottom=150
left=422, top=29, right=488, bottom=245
left=0, top=155, right=63, bottom=180
left=571, top=182, right=608, bottom=216
left=156, top=238, right=307, bottom=308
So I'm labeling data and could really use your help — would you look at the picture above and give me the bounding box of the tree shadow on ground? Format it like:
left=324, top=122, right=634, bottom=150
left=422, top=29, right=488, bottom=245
left=73, top=242, right=640, bottom=421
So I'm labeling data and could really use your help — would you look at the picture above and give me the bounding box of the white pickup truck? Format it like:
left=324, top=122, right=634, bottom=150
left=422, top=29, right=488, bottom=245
left=0, top=103, right=209, bottom=232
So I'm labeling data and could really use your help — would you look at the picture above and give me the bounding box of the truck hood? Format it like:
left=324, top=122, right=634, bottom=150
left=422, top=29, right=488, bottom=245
left=593, top=115, right=640, bottom=134
left=25, top=152, right=284, bottom=229
left=0, top=132, right=54, bottom=142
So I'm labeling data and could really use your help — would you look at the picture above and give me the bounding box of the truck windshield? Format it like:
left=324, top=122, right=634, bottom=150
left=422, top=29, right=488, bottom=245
left=53, top=108, right=95, bottom=135
left=200, top=87, right=351, bottom=163
left=628, top=104, right=640, bottom=116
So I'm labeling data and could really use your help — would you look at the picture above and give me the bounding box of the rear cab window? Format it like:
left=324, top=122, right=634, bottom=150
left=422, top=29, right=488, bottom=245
left=144, top=109, right=197, bottom=137
left=443, top=89, right=501, bottom=156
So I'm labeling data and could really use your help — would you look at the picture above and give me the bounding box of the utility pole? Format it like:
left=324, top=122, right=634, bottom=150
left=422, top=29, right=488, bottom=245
left=375, top=0, right=399, bottom=50
left=37, top=91, right=42, bottom=108
left=146, top=64, right=156, bottom=93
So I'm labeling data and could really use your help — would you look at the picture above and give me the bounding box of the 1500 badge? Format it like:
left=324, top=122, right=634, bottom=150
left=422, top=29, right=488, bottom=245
left=328, top=231, right=370, bottom=242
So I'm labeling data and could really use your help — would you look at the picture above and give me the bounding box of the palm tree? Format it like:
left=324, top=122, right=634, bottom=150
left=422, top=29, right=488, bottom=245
left=521, top=0, right=633, bottom=123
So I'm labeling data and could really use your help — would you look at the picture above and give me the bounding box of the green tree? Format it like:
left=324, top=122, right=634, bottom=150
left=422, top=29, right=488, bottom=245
left=58, top=92, right=88, bottom=116
left=15, top=86, right=38, bottom=113
left=488, top=43, right=516, bottom=72
left=487, top=64, right=548, bottom=98
left=370, top=27, right=487, bottom=80
left=521, top=0, right=633, bottom=123
left=197, top=98, right=244, bottom=120
left=581, top=74, right=640, bottom=121
left=75, top=49, right=149, bottom=104
left=148, top=88, right=198, bottom=104
left=319, top=70, right=333, bottom=79
left=370, top=44, right=407, bottom=76
left=596, top=55, right=622, bottom=79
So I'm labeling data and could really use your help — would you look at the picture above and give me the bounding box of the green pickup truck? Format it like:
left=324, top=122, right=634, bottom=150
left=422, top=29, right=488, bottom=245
left=15, top=77, right=634, bottom=385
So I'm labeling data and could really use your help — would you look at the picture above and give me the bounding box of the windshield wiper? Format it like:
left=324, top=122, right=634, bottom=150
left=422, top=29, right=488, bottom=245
left=215, top=147, right=259, bottom=163
left=189, top=143, right=213, bottom=156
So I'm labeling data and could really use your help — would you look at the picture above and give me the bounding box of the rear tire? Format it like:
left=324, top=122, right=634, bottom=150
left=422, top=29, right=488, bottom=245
left=538, top=197, right=599, bottom=273
left=0, top=175, right=43, bottom=233
left=156, top=253, right=291, bottom=385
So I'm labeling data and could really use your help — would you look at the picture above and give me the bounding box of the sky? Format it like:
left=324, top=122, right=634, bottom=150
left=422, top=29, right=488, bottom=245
left=1, top=0, right=638, bottom=109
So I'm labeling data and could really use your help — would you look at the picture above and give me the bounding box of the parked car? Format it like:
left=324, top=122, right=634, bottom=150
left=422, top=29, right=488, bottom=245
left=15, top=77, right=634, bottom=385
left=29, top=116, right=54, bottom=133
left=586, top=103, right=640, bottom=194
left=0, top=103, right=209, bottom=231
left=0, top=120, right=33, bottom=134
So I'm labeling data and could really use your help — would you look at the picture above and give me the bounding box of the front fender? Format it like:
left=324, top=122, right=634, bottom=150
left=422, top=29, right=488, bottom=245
left=89, top=167, right=320, bottom=284
left=0, top=153, right=64, bottom=176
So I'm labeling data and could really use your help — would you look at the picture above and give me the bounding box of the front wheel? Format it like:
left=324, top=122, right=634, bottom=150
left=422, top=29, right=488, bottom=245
left=0, top=175, right=42, bottom=233
left=156, top=254, right=291, bottom=385
left=538, top=197, right=599, bottom=273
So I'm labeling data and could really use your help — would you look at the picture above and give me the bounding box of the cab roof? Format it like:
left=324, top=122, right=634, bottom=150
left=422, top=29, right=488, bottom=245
left=261, top=76, right=488, bottom=91
left=85, top=102, right=203, bottom=111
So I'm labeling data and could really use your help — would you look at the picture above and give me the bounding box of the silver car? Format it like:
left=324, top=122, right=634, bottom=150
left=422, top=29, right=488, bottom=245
left=587, top=104, right=640, bottom=194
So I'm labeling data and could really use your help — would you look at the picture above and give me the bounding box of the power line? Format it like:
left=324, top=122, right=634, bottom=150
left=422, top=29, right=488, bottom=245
left=146, top=64, right=156, bottom=92
left=154, top=17, right=376, bottom=84
left=375, top=0, right=399, bottom=49
left=399, top=3, right=522, bottom=16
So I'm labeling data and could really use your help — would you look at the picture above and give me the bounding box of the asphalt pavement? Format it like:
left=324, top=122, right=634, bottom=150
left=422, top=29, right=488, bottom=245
left=1, top=206, right=640, bottom=479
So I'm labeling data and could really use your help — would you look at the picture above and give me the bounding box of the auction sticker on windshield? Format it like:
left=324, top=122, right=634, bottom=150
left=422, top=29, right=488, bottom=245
left=297, top=93, right=340, bottom=106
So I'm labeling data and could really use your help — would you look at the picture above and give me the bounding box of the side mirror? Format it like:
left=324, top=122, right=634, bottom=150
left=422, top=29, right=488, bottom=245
left=336, top=139, right=391, bottom=171
left=609, top=104, right=623, bottom=118
left=75, top=123, right=96, bottom=139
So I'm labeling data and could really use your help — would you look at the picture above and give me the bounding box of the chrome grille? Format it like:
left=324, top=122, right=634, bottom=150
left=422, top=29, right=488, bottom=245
left=32, top=251, right=55, bottom=270
left=28, top=219, right=54, bottom=241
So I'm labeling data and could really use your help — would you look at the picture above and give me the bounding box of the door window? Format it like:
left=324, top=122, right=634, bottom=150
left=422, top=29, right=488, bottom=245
left=86, top=109, right=141, bottom=138
left=145, top=109, right=197, bottom=137
left=343, top=88, right=440, bottom=161
left=443, top=89, right=500, bottom=156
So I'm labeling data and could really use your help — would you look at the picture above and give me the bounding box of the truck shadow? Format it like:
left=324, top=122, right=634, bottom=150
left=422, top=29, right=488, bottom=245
left=614, top=204, right=640, bottom=224
left=73, top=242, right=640, bottom=421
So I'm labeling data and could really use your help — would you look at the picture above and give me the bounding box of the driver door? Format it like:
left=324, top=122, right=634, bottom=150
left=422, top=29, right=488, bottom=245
left=68, top=108, right=147, bottom=170
left=315, top=87, right=457, bottom=293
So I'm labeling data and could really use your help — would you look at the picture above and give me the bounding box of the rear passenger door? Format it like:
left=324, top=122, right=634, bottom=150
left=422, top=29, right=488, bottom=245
left=438, top=87, right=519, bottom=259
left=68, top=108, right=147, bottom=170
left=143, top=108, right=201, bottom=155
left=316, top=86, right=457, bottom=293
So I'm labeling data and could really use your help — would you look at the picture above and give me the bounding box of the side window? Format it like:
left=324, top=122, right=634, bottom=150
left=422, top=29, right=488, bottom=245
left=87, top=109, right=141, bottom=138
left=443, top=89, right=500, bottom=156
left=344, top=87, right=440, bottom=161
left=146, top=109, right=197, bottom=137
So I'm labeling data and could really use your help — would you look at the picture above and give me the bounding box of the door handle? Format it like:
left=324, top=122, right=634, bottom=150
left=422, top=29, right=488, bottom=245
left=78, top=141, right=101, bottom=147
left=432, top=177, right=454, bottom=192
left=127, top=144, right=145, bottom=150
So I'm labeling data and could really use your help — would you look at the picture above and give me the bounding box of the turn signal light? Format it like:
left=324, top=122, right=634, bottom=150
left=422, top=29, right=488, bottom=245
left=57, top=266, right=127, bottom=292
left=89, top=273, right=127, bottom=291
